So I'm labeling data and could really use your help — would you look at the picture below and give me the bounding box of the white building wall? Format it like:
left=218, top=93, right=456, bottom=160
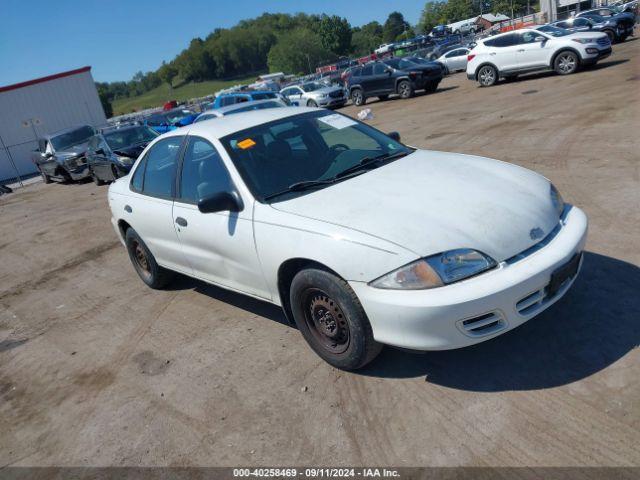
left=0, top=69, right=107, bottom=181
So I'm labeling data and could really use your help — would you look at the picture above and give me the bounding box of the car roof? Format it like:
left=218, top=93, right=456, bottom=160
left=165, top=106, right=320, bottom=140
left=45, top=124, right=93, bottom=139
left=215, top=98, right=285, bottom=115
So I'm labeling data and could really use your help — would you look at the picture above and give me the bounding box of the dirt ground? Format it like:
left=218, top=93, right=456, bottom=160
left=1, top=39, right=639, bottom=469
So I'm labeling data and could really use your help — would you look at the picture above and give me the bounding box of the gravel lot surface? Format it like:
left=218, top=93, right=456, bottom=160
left=1, top=39, right=638, bottom=468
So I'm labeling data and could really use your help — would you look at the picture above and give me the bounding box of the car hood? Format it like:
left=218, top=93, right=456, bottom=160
left=270, top=150, right=560, bottom=262
left=56, top=142, right=89, bottom=158
left=309, top=86, right=343, bottom=97
left=113, top=142, right=150, bottom=159
left=567, top=31, right=608, bottom=39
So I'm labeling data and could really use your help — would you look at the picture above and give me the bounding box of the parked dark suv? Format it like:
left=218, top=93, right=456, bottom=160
left=347, top=60, right=443, bottom=106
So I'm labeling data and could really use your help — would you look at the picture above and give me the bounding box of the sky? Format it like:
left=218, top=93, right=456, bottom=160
left=1, top=0, right=424, bottom=86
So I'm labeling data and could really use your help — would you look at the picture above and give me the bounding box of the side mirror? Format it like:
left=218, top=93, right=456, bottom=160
left=198, top=191, right=244, bottom=214
left=387, top=131, right=401, bottom=142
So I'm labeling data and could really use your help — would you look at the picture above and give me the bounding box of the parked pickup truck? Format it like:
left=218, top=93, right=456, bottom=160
left=32, top=125, right=96, bottom=183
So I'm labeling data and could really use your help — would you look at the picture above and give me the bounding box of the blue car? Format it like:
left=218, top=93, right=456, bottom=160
left=212, top=90, right=278, bottom=109
left=144, top=108, right=198, bottom=134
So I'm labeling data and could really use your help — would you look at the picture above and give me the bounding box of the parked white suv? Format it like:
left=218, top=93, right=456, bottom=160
left=108, top=108, right=587, bottom=370
left=467, top=27, right=611, bottom=86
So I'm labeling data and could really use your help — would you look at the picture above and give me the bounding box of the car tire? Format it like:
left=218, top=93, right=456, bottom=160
left=289, top=268, right=382, bottom=370
left=351, top=88, right=365, bottom=106
left=91, top=169, right=104, bottom=186
left=40, top=169, right=51, bottom=184
left=554, top=51, right=579, bottom=75
left=477, top=65, right=498, bottom=87
left=397, top=80, right=414, bottom=99
left=378, top=94, right=389, bottom=101
left=111, top=165, right=120, bottom=182
left=125, top=228, right=175, bottom=289
left=307, top=99, right=318, bottom=107
left=59, top=169, right=73, bottom=184
left=425, top=82, right=439, bottom=93
left=604, top=29, right=616, bottom=42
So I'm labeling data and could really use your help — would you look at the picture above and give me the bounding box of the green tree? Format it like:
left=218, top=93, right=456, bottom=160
left=383, top=11, right=409, bottom=42
left=267, top=28, right=335, bottom=75
left=318, top=14, right=352, bottom=56
left=158, top=61, right=178, bottom=87
left=96, top=84, right=113, bottom=118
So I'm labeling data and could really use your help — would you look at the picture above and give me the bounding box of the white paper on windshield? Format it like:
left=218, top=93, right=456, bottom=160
left=318, top=114, right=357, bottom=130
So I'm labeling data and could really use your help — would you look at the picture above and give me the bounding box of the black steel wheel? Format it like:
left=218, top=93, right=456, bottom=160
left=290, top=268, right=382, bottom=370
left=125, top=228, right=174, bottom=289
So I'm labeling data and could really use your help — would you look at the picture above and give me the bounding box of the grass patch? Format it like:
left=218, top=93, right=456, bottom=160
left=112, top=75, right=259, bottom=115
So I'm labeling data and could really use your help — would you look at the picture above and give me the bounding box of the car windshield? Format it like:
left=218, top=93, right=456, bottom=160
left=104, top=126, right=158, bottom=150
left=50, top=126, right=95, bottom=150
left=408, top=57, right=430, bottom=65
left=535, top=25, right=571, bottom=36
left=397, top=58, right=421, bottom=69
left=251, top=92, right=276, bottom=100
left=220, top=110, right=412, bottom=202
left=585, top=14, right=606, bottom=22
left=165, top=109, right=194, bottom=123
left=301, top=82, right=323, bottom=92
left=224, top=101, right=284, bottom=115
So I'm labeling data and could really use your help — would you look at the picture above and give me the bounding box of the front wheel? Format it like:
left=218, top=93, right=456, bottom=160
left=290, top=269, right=382, bottom=370
left=307, top=99, right=318, bottom=107
left=554, top=51, right=578, bottom=75
left=40, top=169, right=51, bottom=184
left=351, top=88, right=365, bottom=106
left=477, top=65, right=498, bottom=87
left=397, top=79, right=414, bottom=99
left=125, top=228, right=175, bottom=289
left=604, top=29, right=615, bottom=42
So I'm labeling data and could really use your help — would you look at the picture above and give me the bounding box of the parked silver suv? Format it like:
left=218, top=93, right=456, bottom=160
left=280, top=81, right=346, bottom=108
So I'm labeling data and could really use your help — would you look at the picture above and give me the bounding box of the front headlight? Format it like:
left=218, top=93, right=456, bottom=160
left=370, top=249, right=497, bottom=290
left=572, top=38, right=599, bottom=44
left=318, top=93, right=328, bottom=99
left=550, top=183, right=565, bottom=217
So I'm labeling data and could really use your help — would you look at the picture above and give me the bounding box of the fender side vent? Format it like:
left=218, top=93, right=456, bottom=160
left=458, top=311, right=506, bottom=337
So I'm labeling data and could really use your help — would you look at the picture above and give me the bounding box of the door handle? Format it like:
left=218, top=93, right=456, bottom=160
left=518, top=49, right=525, bottom=52
left=124, top=205, right=132, bottom=213
left=175, top=217, right=188, bottom=227
left=490, top=52, right=496, bottom=55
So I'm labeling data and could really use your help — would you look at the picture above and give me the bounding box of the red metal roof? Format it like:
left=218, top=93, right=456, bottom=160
left=0, top=66, right=92, bottom=94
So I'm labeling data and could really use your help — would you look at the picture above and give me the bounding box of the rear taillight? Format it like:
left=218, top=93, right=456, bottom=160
left=467, top=54, right=476, bottom=61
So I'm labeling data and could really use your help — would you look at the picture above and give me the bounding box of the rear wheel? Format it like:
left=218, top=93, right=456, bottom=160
left=397, top=80, right=414, bottom=99
left=554, top=51, right=578, bottom=75
left=307, top=99, right=318, bottom=107
left=477, top=65, right=498, bottom=86
left=125, top=228, right=175, bottom=289
left=290, top=268, right=382, bottom=370
left=351, top=88, right=365, bottom=106
left=604, top=29, right=616, bottom=42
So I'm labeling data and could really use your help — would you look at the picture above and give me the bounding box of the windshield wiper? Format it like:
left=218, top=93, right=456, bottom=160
left=264, top=179, right=336, bottom=201
left=334, top=150, right=409, bottom=179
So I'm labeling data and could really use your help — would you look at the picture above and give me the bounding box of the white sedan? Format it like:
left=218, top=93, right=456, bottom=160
left=108, top=107, right=587, bottom=370
left=436, top=47, right=471, bottom=73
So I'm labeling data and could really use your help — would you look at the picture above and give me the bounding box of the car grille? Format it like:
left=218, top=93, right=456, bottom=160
left=329, top=90, right=343, bottom=98
left=457, top=311, right=506, bottom=337
left=597, top=37, right=610, bottom=46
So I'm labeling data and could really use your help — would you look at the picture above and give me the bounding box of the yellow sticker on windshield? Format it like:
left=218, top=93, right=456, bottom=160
left=237, top=138, right=256, bottom=149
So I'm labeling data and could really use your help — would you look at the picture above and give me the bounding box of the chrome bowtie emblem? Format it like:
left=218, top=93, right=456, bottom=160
left=529, top=227, right=544, bottom=240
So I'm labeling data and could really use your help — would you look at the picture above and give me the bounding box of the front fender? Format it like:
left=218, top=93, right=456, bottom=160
left=253, top=202, right=417, bottom=305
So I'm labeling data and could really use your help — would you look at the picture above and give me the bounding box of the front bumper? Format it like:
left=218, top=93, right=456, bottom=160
left=582, top=45, right=612, bottom=65
left=318, top=97, right=347, bottom=108
left=67, top=163, right=89, bottom=181
left=349, top=205, right=588, bottom=351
